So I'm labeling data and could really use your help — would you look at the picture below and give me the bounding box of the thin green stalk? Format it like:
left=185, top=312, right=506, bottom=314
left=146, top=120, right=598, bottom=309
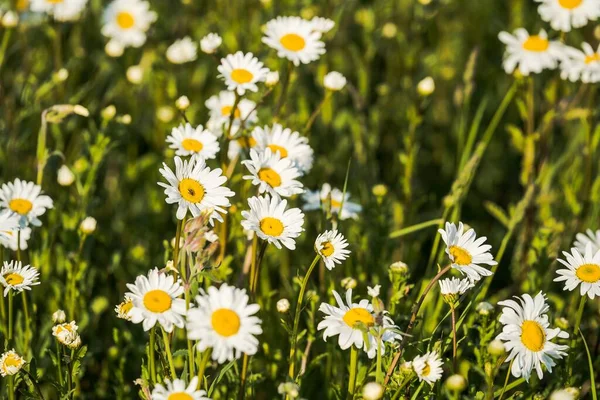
left=196, top=348, right=212, bottom=389
left=161, top=329, right=177, bottom=380
left=390, top=377, right=413, bottom=400
left=173, top=218, right=184, bottom=270
left=389, top=218, right=444, bottom=239
left=250, top=241, right=268, bottom=294
left=451, top=305, right=457, bottom=373
left=410, top=381, right=425, bottom=400
left=239, top=353, right=250, bottom=400
left=36, top=112, right=49, bottom=186
left=303, top=92, right=331, bottom=135
left=8, top=291, right=13, bottom=342
left=67, top=350, right=73, bottom=398
left=580, top=328, right=597, bottom=400
left=149, top=326, right=157, bottom=384
left=567, top=295, right=587, bottom=379
left=8, top=375, right=14, bottom=400
left=56, top=341, right=63, bottom=386
left=497, top=360, right=513, bottom=400
left=347, top=346, right=358, bottom=400
left=226, top=93, right=242, bottom=139
left=274, top=61, right=294, bottom=118
left=493, top=377, right=524, bottom=398
left=376, top=335, right=383, bottom=384
left=22, top=291, right=30, bottom=354
left=0, top=29, right=13, bottom=75
left=288, top=254, right=321, bottom=380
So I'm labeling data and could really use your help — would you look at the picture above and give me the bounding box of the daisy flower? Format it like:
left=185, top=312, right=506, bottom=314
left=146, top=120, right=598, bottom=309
left=560, top=43, right=600, bottom=83
left=0, top=261, right=40, bottom=296
left=166, top=36, right=198, bottom=64
left=496, top=292, right=569, bottom=381
left=573, top=228, right=600, bottom=253
left=242, top=148, right=304, bottom=198
left=0, top=178, right=54, bottom=226
left=0, top=210, right=20, bottom=245
left=217, top=52, right=269, bottom=95
left=262, top=16, right=326, bottom=66
left=251, top=124, right=314, bottom=174
left=151, top=377, right=210, bottom=400
left=200, top=32, right=222, bottom=54
left=438, top=222, right=497, bottom=282
left=311, top=16, right=335, bottom=33
left=0, top=226, right=31, bottom=251
left=240, top=195, right=304, bottom=250
left=535, top=0, right=600, bottom=32
left=0, top=350, right=24, bottom=377
left=30, top=0, right=87, bottom=21
left=166, top=123, right=220, bottom=159
left=555, top=244, right=600, bottom=299
left=52, top=321, right=79, bottom=345
left=158, top=156, right=235, bottom=223
left=317, top=289, right=400, bottom=359
left=226, top=136, right=258, bottom=160
left=125, top=268, right=186, bottom=332
left=187, top=284, right=262, bottom=364
left=205, top=91, right=257, bottom=134
left=115, top=295, right=134, bottom=321
left=439, top=277, right=473, bottom=304
left=314, top=230, right=351, bottom=270
left=302, top=183, right=362, bottom=220
left=101, top=0, right=157, bottom=48
left=324, top=71, right=347, bottom=91
left=412, top=351, right=444, bottom=385
left=498, top=29, right=565, bottom=76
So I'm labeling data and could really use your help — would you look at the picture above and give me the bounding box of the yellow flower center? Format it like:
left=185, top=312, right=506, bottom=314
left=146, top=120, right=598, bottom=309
left=4, top=273, right=24, bottom=286
left=258, top=168, right=282, bottom=188
left=342, top=307, right=374, bottom=328
left=585, top=53, right=600, bottom=64
left=449, top=246, right=472, bottom=266
left=119, top=301, right=133, bottom=315
left=267, top=144, right=288, bottom=158
left=520, top=320, right=545, bottom=352
left=221, top=106, right=241, bottom=118
left=9, top=198, right=33, bottom=215
left=143, top=290, right=172, bottom=313
left=4, top=354, right=21, bottom=368
left=280, top=33, right=306, bottom=51
left=576, top=263, right=600, bottom=283
left=211, top=308, right=241, bottom=337
left=522, top=36, right=549, bottom=52
left=259, top=217, right=284, bottom=236
left=46, top=0, right=64, bottom=3
left=422, top=362, right=431, bottom=377
left=330, top=198, right=342, bottom=208
left=181, top=138, right=204, bottom=152
left=558, top=0, right=582, bottom=9
left=178, top=178, right=205, bottom=203
left=55, top=324, right=74, bottom=334
left=116, top=12, right=135, bottom=29
left=320, top=241, right=335, bottom=257
left=168, top=394, right=194, bottom=400
left=231, top=68, right=254, bottom=84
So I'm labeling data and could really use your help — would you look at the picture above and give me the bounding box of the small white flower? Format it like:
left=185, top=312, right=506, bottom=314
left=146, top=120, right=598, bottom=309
left=310, top=17, right=335, bottom=33
left=574, top=228, right=600, bottom=253
left=496, top=292, right=569, bottom=381
left=125, top=268, right=187, bottom=332
left=276, top=298, right=290, bottom=313
left=445, top=374, right=467, bottom=392
left=362, top=382, right=384, bottom=400
left=105, top=40, right=125, bottom=57
left=1, top=11, right=19, bottom=28
left=204, top=230, right=219, bottom=243
left=126, top=65, right=143, bottom=84
left=30, top=0, right=87, bottom=22
left=555, top=243, right=600, bottom=299
left=277, top=382, right=300, bottom=398
left=323, top=71, right=347, bottom=91
left=205, top=91, right=257, bottom=135
left=367, top=285, right=381, bottom=298
left=242, top=148, right=304, bottom=199
left=265, top=71, right=280, bottom=87
left=166, top=36, right=198, bottom=64
left=262, top=16, right=326, bottom=66
left=115, top=296, right=134, bottom=321
left=187, top=284, right=262, bottom=364
left=498, top=29, right=566, bottom=76
left=217, top=52, right=269, bottom=95
left=175, top=95, right=190, bottom=110
left=52, top=310, right=66, bottom=324
left=417, top=76, right=435, bottom=96
left=166, top=123, right=220, bottom=159
left=240, top=195, right=304, bottom=250
left=314, top=230, right=350, bottom=270
left=438, top=277, right=473, bottom=304
left=0, top=350, right=24, bottom=377
left=158, top=156, right=235, bottom=223
left=560, top=43, right=600, bottom=83
left=80, top=217, right=97, bottom=234
left=102, top=0, right=157, bottom=48
left=550, top=388, right=578, bottom=400
left=52, top=321, right=79, bottom=345
left=200, top=33, right=222, bottom=54
left=438, top=222, right=496, bottom=282
left=57, top=165, right=75, bottom=186
left=302, top=183, right=362, bottom=220
left=151, top=377, right=210, bottom=400
left=412, top=351, right=444, bottom=385
left=535, top=0, right=600, bottom=32
left=0, top=261, right=40, bottom=296
left=251, top=123, right=314, bottom=174
left=0, top=178, right=54, bottom=227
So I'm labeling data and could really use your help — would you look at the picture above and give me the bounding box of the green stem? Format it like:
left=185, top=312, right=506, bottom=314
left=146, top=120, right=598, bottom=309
left=8, top=291, right=13, bottom=342
left=149, top=326, right=156, bottom=384
left=22, top=291, right=30, bottom=354
left=250, top=241, right=268, bottom=294
left=389, top=218, right=444, bottom=239
left=0, top=29, right=13, bottom=75
left=567, top=295, right=587, bottom=379
left=580, top=328, right=597, bottom=400
left=497, top=359, right=513, bottom=400
left=36, top=112, right=49, bottom=186
left=8, top=375, right=14, bottom=400
left=56, top=341, right=63, bottom=387
left=161, top=329, right=177, bottom=380
left=376, top=335, right=383, bottom=384
left=274, top=61, right=294, bottom=118
left=239, top=353, right=250, bottom=400
left=196, top=348, right=212, bottom=389
left=303, top=92, right=331, bottom=135
left=173, top=218, right=184, bottom=270
left=288, top=254, right=321, bottom=380
left=226, top=93, right=242, bottom=139
left=451, top=305, right=457, bottom=373
left=347, top=346, right=358, bottom=400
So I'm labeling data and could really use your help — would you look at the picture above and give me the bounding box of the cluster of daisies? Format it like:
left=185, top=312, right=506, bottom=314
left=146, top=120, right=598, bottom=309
left=499, top=0, right=600, bottom=82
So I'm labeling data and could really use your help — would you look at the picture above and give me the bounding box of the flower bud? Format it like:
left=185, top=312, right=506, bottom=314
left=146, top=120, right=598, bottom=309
left=80, top=217, right=97, bottom=234
left=156, top=106, right=175, bottom=123
left=476, top=301, right=494, bottom=316
left=2, top=11, right=19, bottom=28
left=126, top=65, right=144, bottom=84
left=372, top=184, right=388, bottom=197
left=101, top=105, right=117, bottom=120
left=487, top=339, right=506, bottom=357
left=555, top=317, right=569, bottom=331
left=176, top=95, right=190, bottom=110
left=55, top=68, right=69, bottom=82
left=341, top=277, right=357, bottom=290
left=381, top=23, right=397, bottom=38
left=362, top=382, right=384, bottom=400
left=265, top=71, right=279, bottom=87
left=417, top=76, right=435, bottom=97
left=324, top=71, right=347, bottom=91
left=57, top=165, right=75, bottom=186
left=276, top=298, right=290, bottom=313
left=117, top=114, right=132, bottom=125
left=277, top=382, right=300, bottom=398
left=445, top=374, right=467, bottom=392
left=105, top=40, right=124, bottom=58
left=52, top=310, right=66, bottom=324
left=200, top=33, right=222, bottom=54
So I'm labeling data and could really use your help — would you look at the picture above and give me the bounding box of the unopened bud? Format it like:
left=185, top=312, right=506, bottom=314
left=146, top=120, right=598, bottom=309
left=445, top=374, right=467, bottom=392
